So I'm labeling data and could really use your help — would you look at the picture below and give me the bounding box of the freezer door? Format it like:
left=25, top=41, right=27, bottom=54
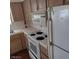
left=53, top=46, right=69, bottom=59
left=51, top=5, right=69, bottom=51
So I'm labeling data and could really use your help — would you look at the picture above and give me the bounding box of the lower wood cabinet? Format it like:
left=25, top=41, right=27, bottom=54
left=20, top=33, right=28, bottom=49
left=40, top=52, right=49, bottom=59
left=40, top=45, right=48, bottom=56
left=24, top=33, right=29, bottom=49
left=10, top=33, right=22, bottom=54
left=40, top=45, right=49, bottom=59
left=10, top=32, right=28, bottom=54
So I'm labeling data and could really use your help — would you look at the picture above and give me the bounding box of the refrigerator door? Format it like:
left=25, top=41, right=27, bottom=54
left=53, top=46, right=69, bottom=59
left=51, top=5, right=69, bottom=51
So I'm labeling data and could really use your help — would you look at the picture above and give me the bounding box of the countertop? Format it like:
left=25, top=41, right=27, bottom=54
left=10, top=26, right=48, bottom=49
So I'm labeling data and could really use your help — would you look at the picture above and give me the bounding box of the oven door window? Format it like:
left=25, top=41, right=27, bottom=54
left=30, top=42, right=38, bottom=55
left=29, top=51, right=37, bottom=59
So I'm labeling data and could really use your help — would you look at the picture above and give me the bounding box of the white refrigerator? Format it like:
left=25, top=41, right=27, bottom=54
left=47, top=5, right=69, bottom=59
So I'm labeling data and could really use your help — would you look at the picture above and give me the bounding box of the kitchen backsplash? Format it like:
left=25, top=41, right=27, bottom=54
left=10, top=20, right=25, bottom=30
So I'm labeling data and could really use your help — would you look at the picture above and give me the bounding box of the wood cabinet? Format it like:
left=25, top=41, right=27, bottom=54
left=41, top=53, right=49, bottom=59
left=48, top=0, right=63, bottom=7
left=10, top=33, right=27, bottom=54
left=10, top=33, right=23, bottom=54
left=30, top=0, right=37, bottom=11
left=20, top=33, right=28, bottom=49
left=10, top=2, right=24, bottom=22
left=40, top=45, right=49, bottom=59
left=64, top=0, right=69, bottom=5
left=30, top=0, right=46, bottom=12
left=23, top=0, right=33, bottom=26
left=37, top=0, right=46, bottom=11
left=24, top=33, right=29, bottom=49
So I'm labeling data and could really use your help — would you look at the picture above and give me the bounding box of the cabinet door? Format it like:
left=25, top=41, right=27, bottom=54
left=20, top=33, right=27, bottom=49
left=48, top=0, right=63, bottom=7
left=17, top=37, right=23, bottom=51
left=40, top=45, right=48, bottom=56
left=30, top=0, right=37, bottom=11
left=37, top=0, right=46, bottom=11
left=64, top=0, right=69, bottom=5
left=10, top=34, right=23, bottom=54
left=41, top=53, right=48, bottom=59
left=24, top=34, right=28, bottom=49
left=10, top=3, right=24, bottom=21
left=10, top=38, right=18, bottom=54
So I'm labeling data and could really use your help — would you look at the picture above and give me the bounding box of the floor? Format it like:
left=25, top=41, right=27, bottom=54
left=10, top=49, right=31, bottom=59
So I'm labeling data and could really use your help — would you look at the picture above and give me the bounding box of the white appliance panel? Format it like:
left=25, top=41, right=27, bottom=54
left=54, top=46, right=69, bottom=59
left=51, top=5, right=69, bottom=51
left=32, top=13, right=46, bottom=30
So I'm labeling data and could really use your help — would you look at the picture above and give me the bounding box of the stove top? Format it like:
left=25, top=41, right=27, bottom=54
left=28, top=31, right=47, bottom=40
left=30, top=33, right=36, bottom=36
left=36, top=32, right=43, bottom=35
left=36, top=36, right=44, bottom=40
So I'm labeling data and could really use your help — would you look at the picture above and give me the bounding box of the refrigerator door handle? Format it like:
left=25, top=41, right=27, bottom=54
left=48, top=7, right=54, bottom=44
left=47, top=7, right=54, bottom=59
left=47, top=18, right=54, bottom=59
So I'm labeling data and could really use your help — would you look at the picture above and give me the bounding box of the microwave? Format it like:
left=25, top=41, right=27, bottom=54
left=32, top=13, right=46, bottom=29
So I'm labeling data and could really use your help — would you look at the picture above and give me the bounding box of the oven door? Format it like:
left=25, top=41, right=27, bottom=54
left=28, top=38, right=40, bottom=59
left=29, top=51, right=37, bottom=59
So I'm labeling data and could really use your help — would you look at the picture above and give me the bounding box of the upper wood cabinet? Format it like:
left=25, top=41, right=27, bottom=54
left=37, top=0, right=46, bottom=11
left=30, top=0, right=46, bottom=12
left=48, top=0, right=63, bottom=7
left=30, top=0, right=37, bottom=11
left=23, top=0, right=33, bottom=26
left=30, top=0, right=64, bottom=12
left=64, top=0, right=69, bottom=5
left=10, top=3, right=24, bottom=22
